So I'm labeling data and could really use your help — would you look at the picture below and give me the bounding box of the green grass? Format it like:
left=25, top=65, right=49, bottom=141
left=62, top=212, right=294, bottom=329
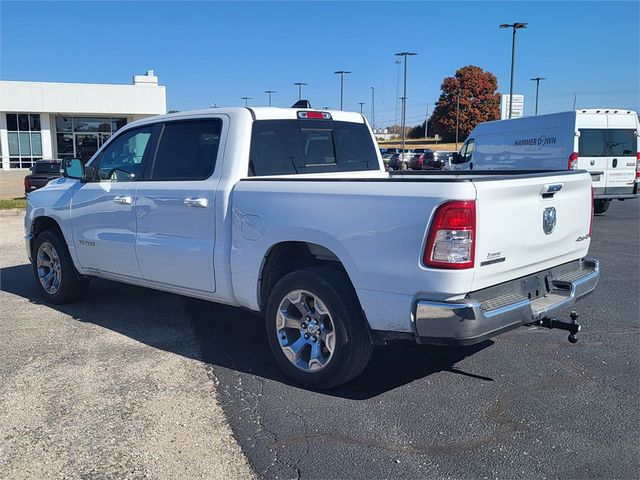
left=0, top=198, right=27, bottom=210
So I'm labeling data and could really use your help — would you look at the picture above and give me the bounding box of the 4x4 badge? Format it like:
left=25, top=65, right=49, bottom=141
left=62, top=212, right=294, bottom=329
left=543, top=207, right=557, bottom=235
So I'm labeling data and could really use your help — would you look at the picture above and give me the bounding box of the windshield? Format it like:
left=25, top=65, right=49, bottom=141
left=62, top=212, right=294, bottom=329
left=33, top=162, right=61, bottom=174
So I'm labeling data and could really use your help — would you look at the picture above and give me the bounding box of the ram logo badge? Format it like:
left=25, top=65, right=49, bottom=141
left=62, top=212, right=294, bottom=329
left=543, top=207, right=557, bottom=235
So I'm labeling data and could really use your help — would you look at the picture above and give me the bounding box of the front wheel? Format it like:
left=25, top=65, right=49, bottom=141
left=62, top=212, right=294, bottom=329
left=266, top=267, right=373, bottom=389
left=594, top=199, right=611, bottom=215
left=32, top=229, right=88, bottom=304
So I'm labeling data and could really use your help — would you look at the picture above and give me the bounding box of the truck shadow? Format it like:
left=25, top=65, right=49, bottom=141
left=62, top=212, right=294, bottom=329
left=1, top=263, right=494, bottom=400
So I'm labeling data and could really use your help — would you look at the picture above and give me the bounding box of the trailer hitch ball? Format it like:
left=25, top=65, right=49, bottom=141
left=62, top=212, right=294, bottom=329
left=536, top=311, right=581, bottom=343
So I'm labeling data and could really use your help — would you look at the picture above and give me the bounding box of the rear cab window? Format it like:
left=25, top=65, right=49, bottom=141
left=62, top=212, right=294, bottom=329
left=34, top=162, right=60, bottom=174
left=249, top=119, right=379, bottom=176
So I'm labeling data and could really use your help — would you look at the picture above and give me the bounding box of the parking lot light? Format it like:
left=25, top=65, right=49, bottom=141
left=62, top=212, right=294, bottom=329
left=264, top=90, right=276, bottom=107
left=241, top=96, right=252, bottom=106
left=294, top=82, right=308, bottom=101
left=395, top=52, right=417, bottom=156
left=530, top=77, right=546, bottom=115
left=334, top=71, right=351, bottom=110
left=358, top=102, right=366, bottom=114
left=499, top=22, right=527, bottom=119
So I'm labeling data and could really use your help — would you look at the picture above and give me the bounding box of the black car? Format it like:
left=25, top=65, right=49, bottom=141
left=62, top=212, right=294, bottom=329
left=386, top=153, right=403, bottom=170
left=24, top=160, right=62, bottom=195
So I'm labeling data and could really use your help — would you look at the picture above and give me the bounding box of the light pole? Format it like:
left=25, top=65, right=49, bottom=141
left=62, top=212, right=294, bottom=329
left=395, top=51, right=417, bottom=154
left=264, top=90, right=276, bottom=107
left=530, top=77, right=546, bottom=115
left=455, top=93, right=460, bottom=150
left=294, top=82, right=307, bottom=100
left=241, top=96, right=252, bottom=106
left=370, top=86, right=375, bottom=130
left=499, top=22, right=527, bottom=119
left=358, top=102, right=366, bottom=114
left=394, top=59, right=401, bottom=130
left=334, top=71, right=351, bottom=110
left=424, top=102, right=429, bottom=140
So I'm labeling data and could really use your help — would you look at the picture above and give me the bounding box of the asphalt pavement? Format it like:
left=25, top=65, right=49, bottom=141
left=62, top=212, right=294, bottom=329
left=0, top=199, right=638, bottom=479
left=192, top=199, right=639, bottom=479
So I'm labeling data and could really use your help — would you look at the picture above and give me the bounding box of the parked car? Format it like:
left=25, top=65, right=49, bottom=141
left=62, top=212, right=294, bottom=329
left=425, top=151, right=455, bottom=170
left=409, top=149, right=435, bottom=170
left=450, top=109, right=639, bottom=214
left=26, top=106, right=599, bottom=389
left=386, top=153, right=404, bottom=170
left=382, top=153, right=398, bottom=170
left=24, top=160, right=62, bottom=195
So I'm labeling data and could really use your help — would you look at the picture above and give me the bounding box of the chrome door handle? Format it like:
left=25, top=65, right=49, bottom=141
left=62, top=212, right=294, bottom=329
left=184, top=198, right=208, bottom=208
left=113, top=195, right=133, bottom=205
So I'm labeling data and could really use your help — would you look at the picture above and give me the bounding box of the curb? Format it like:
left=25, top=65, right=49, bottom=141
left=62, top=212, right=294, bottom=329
left=0, top=209, right=25, bottom=217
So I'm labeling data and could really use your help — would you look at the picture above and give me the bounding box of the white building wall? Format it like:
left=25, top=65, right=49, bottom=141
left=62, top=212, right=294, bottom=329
left=0, top=71, right=166, bottom=170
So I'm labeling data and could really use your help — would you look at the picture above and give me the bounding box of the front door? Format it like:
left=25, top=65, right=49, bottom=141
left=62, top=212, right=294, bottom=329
left=71, top=125, right=157, bottom=277
left=134, top=118, right=224, bottom=293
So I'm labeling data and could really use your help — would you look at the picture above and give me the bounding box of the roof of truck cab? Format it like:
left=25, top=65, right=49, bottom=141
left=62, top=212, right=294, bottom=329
left=127, top=107, right=365, bottom=128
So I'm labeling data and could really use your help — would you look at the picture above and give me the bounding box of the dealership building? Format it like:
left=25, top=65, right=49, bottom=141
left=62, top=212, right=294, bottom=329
left=0, top=70, right=166, bottom=170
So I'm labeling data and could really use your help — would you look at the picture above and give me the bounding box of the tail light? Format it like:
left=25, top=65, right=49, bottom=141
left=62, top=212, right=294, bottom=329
left=24, top=176, right=30, bottom=192
left=589, top=186, right=594, bottom=237
left=568, top=152, right=579, bottom=170
left=424, top=200, right=475, bottom=269
left=636, top=152, right=640, bottom=180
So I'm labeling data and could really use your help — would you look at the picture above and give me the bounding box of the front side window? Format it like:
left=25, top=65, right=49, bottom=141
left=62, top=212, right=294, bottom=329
left=249, top=120, right=379, bottom=176
left=461, top=139, right=475, bottom=162
left=95, top=127, right=154, bottom=181
left=151, top=119, right=222, bottom=180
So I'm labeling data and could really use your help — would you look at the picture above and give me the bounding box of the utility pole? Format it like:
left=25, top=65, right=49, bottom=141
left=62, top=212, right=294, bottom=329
left=573, top=91, right=577, bottom=109
left=395, top=51, right=417, bottom=155
left=334, top=71, right=351, bottom=110
left=264, top=90, right=276, bottom=107
left=530, top=77, right=546, bottom=115
left=499, top=22, right=528, bottom=118
left=241, top=96, right=252, bottom=106
left=370, top=86, right=375, bottom=130
left=424, top=102, right=429, bottom=140
left=294, top=82, right=308, bottom=100
left=358, top=102, right=366, bottom=114
left=455, top=93, right=460, bottom=151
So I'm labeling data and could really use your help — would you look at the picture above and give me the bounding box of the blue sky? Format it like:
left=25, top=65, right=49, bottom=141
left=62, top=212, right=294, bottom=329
left=1, top=1, right=638, bottom=126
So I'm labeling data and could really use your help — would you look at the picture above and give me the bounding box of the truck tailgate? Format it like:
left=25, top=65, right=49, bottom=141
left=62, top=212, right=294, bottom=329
left=472, top=171, right=592, bottom=291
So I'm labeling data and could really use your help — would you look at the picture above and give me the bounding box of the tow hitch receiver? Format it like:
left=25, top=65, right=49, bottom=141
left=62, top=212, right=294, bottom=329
left=534, top=311, right=581, bottom=344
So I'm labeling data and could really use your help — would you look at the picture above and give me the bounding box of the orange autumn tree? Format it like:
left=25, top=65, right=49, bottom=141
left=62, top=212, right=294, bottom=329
left=429, top=65, right=501, bottom=142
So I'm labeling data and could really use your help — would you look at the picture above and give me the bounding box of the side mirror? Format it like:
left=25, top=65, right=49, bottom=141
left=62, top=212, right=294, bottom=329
left=62, top=158, right=85, bottom=179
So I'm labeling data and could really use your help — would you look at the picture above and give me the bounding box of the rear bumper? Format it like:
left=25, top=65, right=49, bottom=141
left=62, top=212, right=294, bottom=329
left=414, top=258, right=599, bottom=346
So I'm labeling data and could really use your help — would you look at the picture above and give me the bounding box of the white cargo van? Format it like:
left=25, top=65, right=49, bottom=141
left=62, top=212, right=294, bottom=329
left=451, top=109, right=639, bottom=213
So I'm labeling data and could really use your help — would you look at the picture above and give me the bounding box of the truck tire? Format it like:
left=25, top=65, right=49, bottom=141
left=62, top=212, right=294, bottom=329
left=32, top=229, right=88, bottom=304
left=594, top=199, right=611, bottom=215
left=265, top=267, right=373, bottom=389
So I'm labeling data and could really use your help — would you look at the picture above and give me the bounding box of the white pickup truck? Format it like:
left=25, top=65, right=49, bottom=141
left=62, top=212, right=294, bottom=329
left=25, top=106, right=600, bottom=388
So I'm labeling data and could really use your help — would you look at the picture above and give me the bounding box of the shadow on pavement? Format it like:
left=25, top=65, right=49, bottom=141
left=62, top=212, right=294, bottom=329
left=1, top=263, right=494, bottom=400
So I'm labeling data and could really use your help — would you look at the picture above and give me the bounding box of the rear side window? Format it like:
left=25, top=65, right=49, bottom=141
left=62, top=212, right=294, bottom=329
left=609, top=129, right=636, bottom=156
left=151, top=119, right=222, bottom=180
left=579, top=129, right=606, bottom=157
left=249, top=120, right=379, bottom=176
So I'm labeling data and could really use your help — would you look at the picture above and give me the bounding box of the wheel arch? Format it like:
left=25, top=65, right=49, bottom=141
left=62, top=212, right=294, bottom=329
left=257, top=240, right=359, bottom=314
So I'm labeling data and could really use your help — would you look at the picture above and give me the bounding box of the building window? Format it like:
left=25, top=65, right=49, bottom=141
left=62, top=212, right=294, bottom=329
left=55, top=116, right=127, bottom=163
left=6, top=113, right=42, bottom=169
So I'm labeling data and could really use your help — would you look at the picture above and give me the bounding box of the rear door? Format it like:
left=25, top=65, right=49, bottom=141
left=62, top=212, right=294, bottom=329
left=577, top=128, right=608, bottom=193
left=471, top=172, right=592, bottom=291
left=605, top=114, right=637, bottom=195
left=134, top=117, right=225, bottom=293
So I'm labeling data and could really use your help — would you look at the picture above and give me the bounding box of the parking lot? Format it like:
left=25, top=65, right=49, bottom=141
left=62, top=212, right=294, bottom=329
left=1, top=199, right=638, bottom=479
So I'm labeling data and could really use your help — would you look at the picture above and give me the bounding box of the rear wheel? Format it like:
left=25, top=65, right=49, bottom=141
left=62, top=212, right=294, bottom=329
left=266, top=267, right=373, bottom=389
left=594, top=199, right=611, bottom=215
left=32, top=229, right=88, bottom=304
